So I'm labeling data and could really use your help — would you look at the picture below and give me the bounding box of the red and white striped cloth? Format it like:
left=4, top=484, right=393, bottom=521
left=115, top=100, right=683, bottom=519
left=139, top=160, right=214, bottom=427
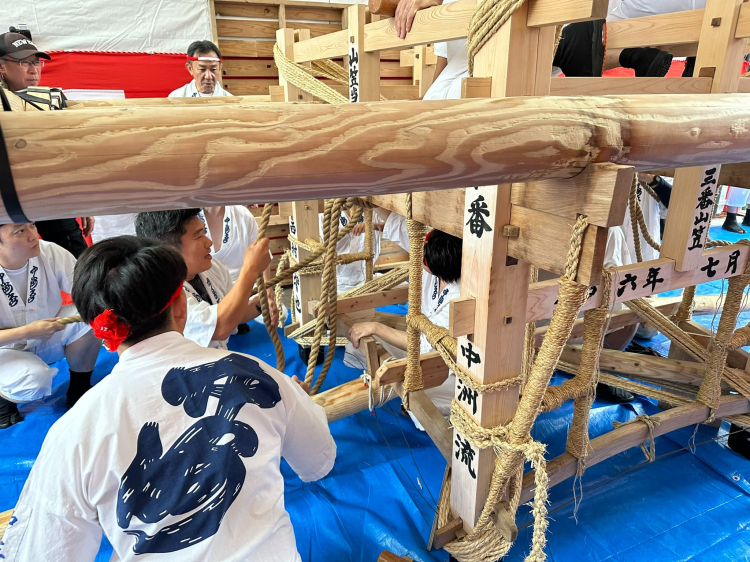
left=1, top=0, right=213, bottom=98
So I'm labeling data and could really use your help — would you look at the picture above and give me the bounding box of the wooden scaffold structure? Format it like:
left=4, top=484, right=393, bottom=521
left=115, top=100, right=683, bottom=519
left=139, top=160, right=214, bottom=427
left=6, top=0, right=750, bottom=559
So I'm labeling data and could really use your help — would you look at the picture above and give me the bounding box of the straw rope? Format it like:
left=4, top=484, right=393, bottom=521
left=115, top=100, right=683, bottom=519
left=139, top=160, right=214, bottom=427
left=612, top=414, right=660, bottom=462
left=467, top=0, right=527, bottom=76
left=438, top=215, right=591, bottom=562
left=522, top=266, right=539, bottom=389
left=57, top=315, right=82, bottom=325
left=672, top=285, right=697, bottom=324
left=629, top=176, right=661, bottom=262
left=273, top=43, right=348, bottom=104
left=256, top=203, right=286, bottom=372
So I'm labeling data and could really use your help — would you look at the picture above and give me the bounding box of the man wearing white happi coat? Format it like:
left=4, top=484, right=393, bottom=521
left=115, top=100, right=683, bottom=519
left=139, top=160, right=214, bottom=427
left=0, top=236, right=335, bottom=562
left=0, top=222, right=101, bottom=429
left=135, top=210, right=271, bottom=350
left=318, top=209, right=383, bottom=294
left=347, top=210, right=462, bottom=420
left=168, top=40, right=232, bottom=98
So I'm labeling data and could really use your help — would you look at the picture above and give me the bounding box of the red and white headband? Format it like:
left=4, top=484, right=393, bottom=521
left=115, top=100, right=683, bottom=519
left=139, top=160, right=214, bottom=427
left=187, top=55, right=221, bottom=62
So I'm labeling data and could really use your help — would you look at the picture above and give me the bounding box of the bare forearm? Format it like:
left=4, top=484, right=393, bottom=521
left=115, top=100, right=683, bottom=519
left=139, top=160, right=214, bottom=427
left=372, top=323, right=408, bottom=351
left=0, top=326, right=29, bottom=346
left=215, top=263, right=263, bottom=339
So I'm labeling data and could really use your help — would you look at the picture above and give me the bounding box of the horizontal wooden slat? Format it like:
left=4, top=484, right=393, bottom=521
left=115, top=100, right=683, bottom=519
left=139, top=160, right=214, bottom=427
left=364, top=0, right=475, bottom=53
left=222, top=59, right=411, bottom=79
left=219, top=39, right=275, bottom=57
left=222, top=78, right=279, bottom=95
left=328, top=82, right=420, bottom=99
left=607, top=8, right=703, bottom=50
left=293, top=28, right=349, bottom=62
left=218, top=18, right=340, bottom=39
left=286, top=5, right=342, bottom=22
left=223, top=59, right=279, bottom=77
left=549, top=76, right=713, bottom=96
left=527, top=0, right=607, bottom=27
left=525, top=243, right=750, bottom=323
left=215, top=2, right=279, bottom=18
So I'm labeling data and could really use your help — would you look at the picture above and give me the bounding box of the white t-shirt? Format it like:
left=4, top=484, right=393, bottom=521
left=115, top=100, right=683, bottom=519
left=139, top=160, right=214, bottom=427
left=382, top=213, right=460, bottom=415
left=318, top=211, right=382, bottom=293
left=91, top=214, right=137, bottom=244
left=424, top=0, right=466, bottom=102
left=0, top=332, right=335, bottom=562
left=201, top=206, right=260, bottom=285
left=0, top=241, right=76, bottom=350
left=168, top=80, right=233, bottom=98
left=604, top=226, right=633, bottom=269
left=183, top=260, right=234, bottom=349
left=607, top=0, right=705, bottom=21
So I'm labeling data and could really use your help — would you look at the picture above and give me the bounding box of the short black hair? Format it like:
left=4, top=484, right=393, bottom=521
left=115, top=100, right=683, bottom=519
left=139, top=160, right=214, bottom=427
left=187, top=40, right=221, bottom=59
left=135, top=209, right=202, bottom=247
left=72, top=236, right=187, bottom=346
left=424, top=230, right=462, bottom=284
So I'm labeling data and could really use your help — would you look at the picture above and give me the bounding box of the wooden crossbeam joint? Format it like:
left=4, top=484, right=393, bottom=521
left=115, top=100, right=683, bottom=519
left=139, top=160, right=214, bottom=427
left=449, top=297, right=477, bottom=337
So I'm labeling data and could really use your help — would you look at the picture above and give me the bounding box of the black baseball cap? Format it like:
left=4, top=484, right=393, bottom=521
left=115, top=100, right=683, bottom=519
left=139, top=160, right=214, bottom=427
left=0, top=33, right=50, bottom=61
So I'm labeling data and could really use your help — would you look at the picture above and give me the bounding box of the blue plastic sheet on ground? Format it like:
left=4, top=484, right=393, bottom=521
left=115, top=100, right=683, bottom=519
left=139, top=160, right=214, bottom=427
left=2, top=224, right=750, bottom=561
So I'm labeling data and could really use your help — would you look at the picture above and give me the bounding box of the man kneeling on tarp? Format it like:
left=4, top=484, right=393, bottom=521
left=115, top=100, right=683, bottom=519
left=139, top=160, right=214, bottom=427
left=0, top=236, right=335, bottom=561
left=347, top=209, right=461, bottom=427
left=0, top=222, right=101, bottom=428
left=135, top=210, right=270, bottom=350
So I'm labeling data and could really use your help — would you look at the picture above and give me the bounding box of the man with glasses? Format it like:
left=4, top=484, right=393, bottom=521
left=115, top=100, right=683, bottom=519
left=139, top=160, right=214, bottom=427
left=0, top=32, right=94, bottom=257
left=168, top=40, right=231, bottom=97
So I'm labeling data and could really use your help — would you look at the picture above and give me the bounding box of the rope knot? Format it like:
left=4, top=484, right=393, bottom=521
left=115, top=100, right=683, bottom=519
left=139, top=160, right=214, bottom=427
left=612, top=414, right=660, bottom=462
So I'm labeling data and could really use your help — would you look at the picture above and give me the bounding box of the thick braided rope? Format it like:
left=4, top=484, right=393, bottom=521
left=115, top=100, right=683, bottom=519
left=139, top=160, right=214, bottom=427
left=696, top=270, right=750, bottom=418
left=641, top=180, right=662, bottom=205
left=612, top=414, right=660, bottom=462
left=629, top=176, right=661, bottom=261
left=672, top=285, right=697, bottom=323
left=467, top=0, right=527, bottom=76
left=273, top=43, right=348, bottom=104
left=626, top=296, right=750, bottom=401
left=706, top=237, right=732, bottom=248
left=311, top=201, right=345, bottom=395
left=364, top=207, right=374, bottom=282
left=305, top=199, right=344, bottom=393
left=57, top=315, right=82, bottom=325
left=404, top=194, right=427, bottom=407
left=441, top=216, right=591, bottom=562
left=256, top=203, right=286, bottom=372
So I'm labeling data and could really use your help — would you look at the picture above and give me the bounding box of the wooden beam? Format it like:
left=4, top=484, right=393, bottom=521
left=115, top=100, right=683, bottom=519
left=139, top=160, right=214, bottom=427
left=509, top=207, right=608, bottom=286
left=736, top=1, right=750, bottom=39
left=520, top=394, right=750, bottom=504
left=526, top=0, right=607, bottom=27
left=511, top=163, right=632, bottom=228
left=376, top=350, right=450, bottom=385
left=393, top=382, right=453, bottom=460
left=449, top=297, right=476, bottom=338
left=336, top=286, right=409, bottom=314
left=293, top=28, right=349, bottom=63
left=607, top=9, right=704, bottom=50
left=289, top=202, right=321, bottom=326
left=369, top=191, right=465, bottom=238
left=400, top=46, right=437, bottom=67
left=413, top=44, right=437, bottom=97
left=347, top=5, right=381, bottom=102
left=9, top=94, right=750, bottom=221
left=525, top=242, right=749, bottom=322
left=549, top=77, right=713, bottom=96
left=651, top=162, right=750, bottom=189
left=461, top=77, right=492, bottom=98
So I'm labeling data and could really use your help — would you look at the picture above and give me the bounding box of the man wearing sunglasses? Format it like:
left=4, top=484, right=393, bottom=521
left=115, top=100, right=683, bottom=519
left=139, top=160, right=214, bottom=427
left=0, top=32, right=94, bottom=257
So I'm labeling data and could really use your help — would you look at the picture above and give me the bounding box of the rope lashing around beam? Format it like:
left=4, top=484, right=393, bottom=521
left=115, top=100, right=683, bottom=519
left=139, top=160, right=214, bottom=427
left=436, top=215, right=591, bottom=562
left=612, top=414, right=661, bottom=462
left=403, top=193, right=428, bottom=409
left=256, top=203, right=287, bottom=372
left=467, top=0, right=527, bottom=76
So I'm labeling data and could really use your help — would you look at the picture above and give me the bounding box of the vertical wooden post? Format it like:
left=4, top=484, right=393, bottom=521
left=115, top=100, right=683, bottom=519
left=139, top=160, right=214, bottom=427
left=347, top=5, right=381, bottom=102
left=661, top=0, right=745, bottom=271
left=278, top=4, right=287, bottom=30
left=413, top=45, right=436, bottom=97
left=290, top=201, right=323, bottom=326
left=276, top=28, right=313, bottom=102
left=449, top=5, right=555, bottom=531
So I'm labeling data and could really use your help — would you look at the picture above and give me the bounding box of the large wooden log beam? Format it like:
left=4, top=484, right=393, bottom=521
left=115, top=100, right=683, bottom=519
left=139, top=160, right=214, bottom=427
left=5, top=94, right=750, bottom=221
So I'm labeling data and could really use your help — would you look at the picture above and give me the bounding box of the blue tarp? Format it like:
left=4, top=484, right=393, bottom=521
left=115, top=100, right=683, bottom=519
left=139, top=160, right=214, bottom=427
left=1, top=224, right=750, bottom=561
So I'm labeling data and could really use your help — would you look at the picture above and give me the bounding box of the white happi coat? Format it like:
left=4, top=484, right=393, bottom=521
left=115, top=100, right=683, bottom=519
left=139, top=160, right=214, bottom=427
left=383, top=213, right=460, bottom=416
left=424, top=0, right=466, bottom=102
left=183, top=260, right=234, bottom=349
left=168, top=80, right=232, bottom=98
left=0, top=241, right=91, bottom=402
left=319, top=211, right=382, bottom=294
left=200, top=206, right=260, bottom=285
left=0, top=332, right=335, bottom=562
left=622, top=182, right=662, bottom=263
